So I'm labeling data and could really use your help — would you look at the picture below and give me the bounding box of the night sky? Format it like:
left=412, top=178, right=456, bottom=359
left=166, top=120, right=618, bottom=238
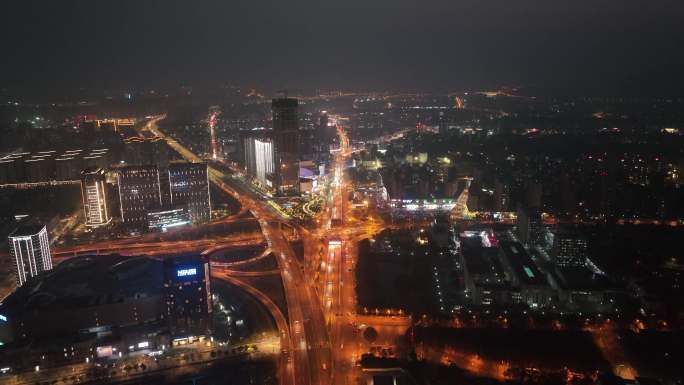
left=2, top=0, right=683, bottom=95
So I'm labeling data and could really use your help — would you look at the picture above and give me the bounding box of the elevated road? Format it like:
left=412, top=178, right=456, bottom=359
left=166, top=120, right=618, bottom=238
left=210, top=269, right=295, bottom=385
left=149, top=116, right=331, bottom=385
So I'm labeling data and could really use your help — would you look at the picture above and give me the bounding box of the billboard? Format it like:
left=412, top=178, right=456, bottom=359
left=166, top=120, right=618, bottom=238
left=96, top=346, right=113, bottom=358
left=177, top=268, right=197, bottom=277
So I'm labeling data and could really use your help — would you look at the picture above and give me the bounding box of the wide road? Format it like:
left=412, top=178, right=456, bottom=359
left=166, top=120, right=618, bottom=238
left=320, top=123, right=363, bottom=384
left=302, top=121, right=384, bottom=385
left=52, top=230, right=262, bottom=258
left=211, top=269, right=295, bottom=385
left=148, top=116, right=331, bottom=385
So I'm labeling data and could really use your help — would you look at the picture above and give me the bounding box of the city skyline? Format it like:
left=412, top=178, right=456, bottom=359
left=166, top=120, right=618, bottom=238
left=0, top=2, right=682, bottom=385
left=1, top=0, right=684, bottom=97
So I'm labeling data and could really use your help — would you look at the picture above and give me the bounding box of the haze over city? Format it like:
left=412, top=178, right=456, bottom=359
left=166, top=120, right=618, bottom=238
left=2, top=0, right=684, bottom=96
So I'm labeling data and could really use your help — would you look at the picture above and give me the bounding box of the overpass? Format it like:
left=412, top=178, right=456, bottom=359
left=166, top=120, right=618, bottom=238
left=148, top=116, right=331, bottom=385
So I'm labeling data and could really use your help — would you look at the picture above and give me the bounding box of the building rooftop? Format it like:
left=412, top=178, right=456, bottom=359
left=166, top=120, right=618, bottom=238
left=163, top=254, right=207, bottom=267
left=9, top=224, right=46, bottom=238
left=81, top=167, right=105, bottom=175
left=554, top=266, right=617, bottom=291
left=168, top=161, right=207, bottom=170
left=553, top=227, right=586, bottom=237
left=1, top=255, right=163, bottom=317
left=0, top=149, right=109, bottom=162
left=499, top=241, right=548, bottom=286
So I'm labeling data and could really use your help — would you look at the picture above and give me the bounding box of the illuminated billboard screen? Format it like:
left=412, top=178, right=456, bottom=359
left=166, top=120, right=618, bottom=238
left=96, top=346, right=113, bottom=358
left=177, top=268, right=197, bottom=277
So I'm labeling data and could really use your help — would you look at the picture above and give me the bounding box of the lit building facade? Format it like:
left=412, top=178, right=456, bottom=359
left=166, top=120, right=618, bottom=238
left=123, top=136, right=169, bottom=170
left=147, top=206, right=190, bottom=231
left=272, top=98, right=300, bottom=195
left=55, top=156, right=82, bottom=180
left=239, top=129, right=275, bottom=188
left=127, top=136, right=175, bottom=206
left=0, top=149, right=111, bottom=185
left=163, top=255, right=212, bottom=337
left=80, top=167, right=111, bottom=227
left=254, top=138, right=274, bottom=187
left=516, top=206, right=543, bottom=246
left=168, top=163, right=211, bottom=224
left=552, top=230, right=588, bottom=267
left=8, top=225, right=53, bottom=286
left=242, top=134, right=257, bottom=178
left=117, top=165, right=162, bottom=228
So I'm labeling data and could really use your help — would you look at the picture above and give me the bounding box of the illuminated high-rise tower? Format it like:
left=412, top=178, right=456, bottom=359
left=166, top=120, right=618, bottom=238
left=254, top=138, right=274, bottom=187
left=117, top=165, right=162, bottom=228
left=8, top=225, right=53, bottom=286
left=207, top=106, right=221, bottom=160
left=272, top=97, right=300, bottom=195
left=168, top=163, right=211, bottom=224
left=163, top=255, right=213, bottom=336
left=80, top=167, right=111, bottom=227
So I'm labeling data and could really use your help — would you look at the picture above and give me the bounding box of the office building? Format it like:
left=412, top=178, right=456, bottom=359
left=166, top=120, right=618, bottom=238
left=315, top=111, right=333, bottom=143
left=24, top=158, right=53, bottom=182
left=459, top=233, right=510, bottom=306
left=240, top=132, right=257, bottom=177
left=122, top=136, right=170, bottom=203
left=525, top=182, right=543, bottom=209
left=0, top=149, right=111, bottom=184
left=498, top=241, right=553, bottom=308
left=238, top=129, right=274, bottom=187
left=0, top=159, right=18, bottom=184
left=55, top=156, right=83, bottom=180
left=80, top=120, right=99, bottom=136
left=163, top=255, right=212, bottom=336
left=552, top=229, right=589, bottom=267
left=81, top=118, right=135, bottom=135
left=437, top=111, right=448, bottom=134
left=117, top=165, right=162, bottom=228
left=99, top=120, right=117, bottom=132
left=8, top=225, right=53, bottom=286
left=115, top=119, right=135, bottom=134
left=168, top=163, right=211, bottom=224
left=272, top=98, right=300, bottom=195
left=516, top=206, right=543, bottom=246
left=254, top=137, right=275, bottom=187
left=80, top=167, right=111, bottom=227
left=123, top=136, right=169, bottom=170
left=82, top=154, right=109, bottom=171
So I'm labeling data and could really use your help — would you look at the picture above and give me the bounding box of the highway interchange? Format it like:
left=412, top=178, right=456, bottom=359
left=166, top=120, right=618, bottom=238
left=13, top=114, right=390, bottom=385
left=148, top=114, right=400, bottom=385
left=148, top=116, right=337, bottom=385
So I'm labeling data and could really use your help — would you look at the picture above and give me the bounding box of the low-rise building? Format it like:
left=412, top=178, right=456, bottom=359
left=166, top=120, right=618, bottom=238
left=459, top=233, right=511, bottom=306
left=498, top=241, right=554, bottom=308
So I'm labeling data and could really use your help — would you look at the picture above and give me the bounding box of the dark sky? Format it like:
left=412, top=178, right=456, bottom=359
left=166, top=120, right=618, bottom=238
left=2, top=0, right=683, bottom=95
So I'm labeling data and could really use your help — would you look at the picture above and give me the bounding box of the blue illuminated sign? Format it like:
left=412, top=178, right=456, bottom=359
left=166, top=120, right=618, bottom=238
left=177, top=268, right=197, bottom=277
left=0, top=315, right=7, bottom=322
